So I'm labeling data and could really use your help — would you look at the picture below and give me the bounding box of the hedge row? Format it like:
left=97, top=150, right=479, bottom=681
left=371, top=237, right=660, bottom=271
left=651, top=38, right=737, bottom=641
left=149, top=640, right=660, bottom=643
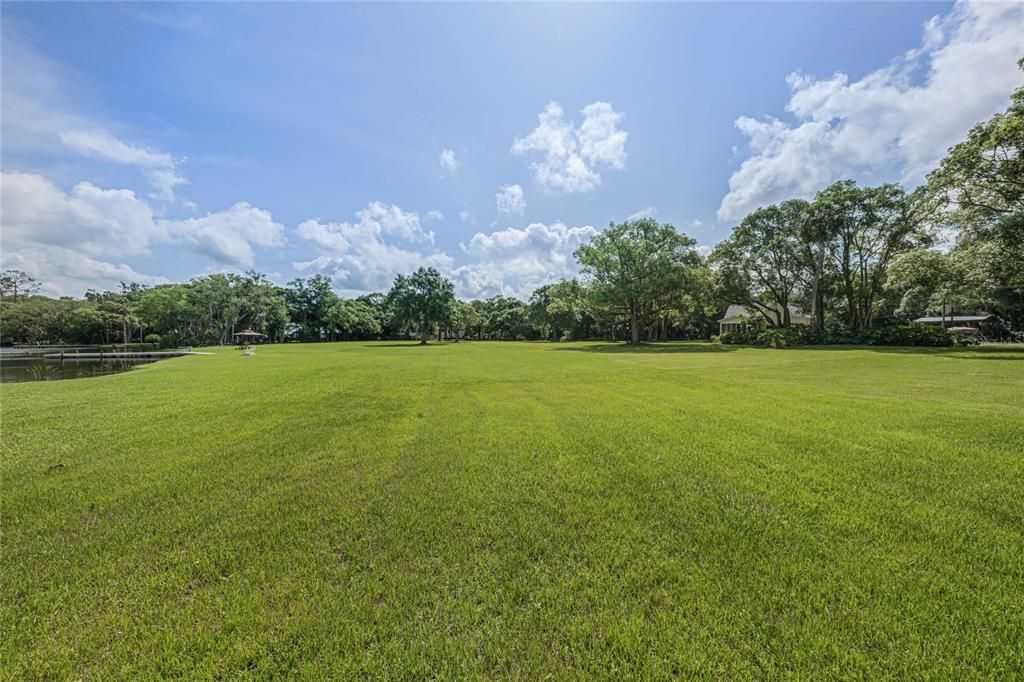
left=714, top=323, right=977, bottom=348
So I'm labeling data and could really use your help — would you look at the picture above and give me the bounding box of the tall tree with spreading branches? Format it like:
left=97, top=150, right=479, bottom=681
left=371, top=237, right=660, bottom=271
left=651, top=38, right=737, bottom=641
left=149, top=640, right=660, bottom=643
left=386, top=267, right=456, bottom=344
left=575, top=218, right=700, bottom=345
left=0, top=270, right=41, bottom=301
left=711, top=199, right=811, bottom=327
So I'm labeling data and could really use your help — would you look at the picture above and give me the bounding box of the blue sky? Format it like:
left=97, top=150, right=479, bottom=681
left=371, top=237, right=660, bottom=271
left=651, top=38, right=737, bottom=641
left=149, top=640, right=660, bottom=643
left=2, top=1, right=1022, bottom=298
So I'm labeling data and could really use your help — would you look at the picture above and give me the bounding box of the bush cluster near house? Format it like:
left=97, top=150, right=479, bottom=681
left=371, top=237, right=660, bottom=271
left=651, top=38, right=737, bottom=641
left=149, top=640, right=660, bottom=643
left=717, top=322, right=966, bottom=348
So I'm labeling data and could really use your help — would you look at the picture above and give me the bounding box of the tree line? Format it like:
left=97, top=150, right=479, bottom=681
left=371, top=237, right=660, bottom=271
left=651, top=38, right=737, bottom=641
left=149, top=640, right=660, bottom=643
left=2, top=65, right=1020, bottom=347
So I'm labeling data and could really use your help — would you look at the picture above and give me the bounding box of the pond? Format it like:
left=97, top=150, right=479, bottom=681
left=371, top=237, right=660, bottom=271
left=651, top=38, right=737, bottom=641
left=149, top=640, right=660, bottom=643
left=0, top=348, right=162, bottom=383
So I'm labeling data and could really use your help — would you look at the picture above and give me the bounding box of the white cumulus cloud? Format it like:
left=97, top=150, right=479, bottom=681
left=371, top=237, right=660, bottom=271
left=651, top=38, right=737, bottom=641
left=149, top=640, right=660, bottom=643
left=453, top=221, right=598, bottom=299
left=293, top=199, right=598, bottom=300
left=627, top=206, right=658, bottom=221
left=2, top=28, right=188, bottom=202
left=717, top=0, right=1024, bottom=222
left=1, top=171, right=162, bottom=257
left=59, top=129, right=187, bottom=201
left=294, top=202, right=450, bottom=293
left=2, top=247, right=169, bottom=297
left=512, top=101, right=627, bottom=193
left=166, top=203, right=285, bottom=268
left=359, top=201, right=435, bottom=244
left=439, top=148, right=459, bottom=173
left=1, top=171, right=286, bottom=293
left=495, top=184, right=526, bottom=215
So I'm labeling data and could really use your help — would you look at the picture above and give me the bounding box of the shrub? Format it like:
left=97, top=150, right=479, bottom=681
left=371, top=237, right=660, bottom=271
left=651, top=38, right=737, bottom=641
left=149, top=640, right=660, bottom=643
left=799, top=319, right=858, bottom=346
left=196, top=329, right=221, bottom=347
left=869, top=324, right=953, bottom=347
left=757, top=327, right=803, bottom=348
left=950, top=329, right=982, bottom=347
left=719, top=322, right=956, bottom=348
left=978, top=318, right=1015, bottom=341
left=144, top=333, right=161, bottom=346
left=718, top=327, right=762, bottom=345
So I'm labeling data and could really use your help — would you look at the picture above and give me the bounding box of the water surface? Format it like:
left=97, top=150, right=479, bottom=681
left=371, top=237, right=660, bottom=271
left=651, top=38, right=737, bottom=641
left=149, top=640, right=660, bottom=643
left=0, top=348, right=161, bottom=383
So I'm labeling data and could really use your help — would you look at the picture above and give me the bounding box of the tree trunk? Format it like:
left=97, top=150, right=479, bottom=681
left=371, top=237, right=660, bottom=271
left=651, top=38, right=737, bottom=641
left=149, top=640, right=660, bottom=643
left=630, top=304, right=640, bottom=345
left=420, top=320, right=429, bottom=345
left=810, top=240, right=826, bottom=329
left=845, top=282, right=857, bottom=331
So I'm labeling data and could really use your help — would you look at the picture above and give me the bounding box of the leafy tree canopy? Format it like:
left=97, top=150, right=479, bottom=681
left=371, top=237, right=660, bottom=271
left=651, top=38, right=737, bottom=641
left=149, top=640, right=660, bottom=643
left=926, top=58, right=1024, bottom=229
left=575, top=218, right=700, bottom=344
left=386, top=267, right=456, bottom=344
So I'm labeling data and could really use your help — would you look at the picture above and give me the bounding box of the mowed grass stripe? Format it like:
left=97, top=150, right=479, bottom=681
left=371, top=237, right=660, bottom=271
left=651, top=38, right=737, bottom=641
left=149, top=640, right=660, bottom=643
left=2, top=341, right=1022, bottom=678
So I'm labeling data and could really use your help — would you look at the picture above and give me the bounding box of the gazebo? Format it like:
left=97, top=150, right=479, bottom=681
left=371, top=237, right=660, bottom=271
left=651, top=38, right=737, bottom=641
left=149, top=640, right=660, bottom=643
left=233, top=329, right=264, bottom=347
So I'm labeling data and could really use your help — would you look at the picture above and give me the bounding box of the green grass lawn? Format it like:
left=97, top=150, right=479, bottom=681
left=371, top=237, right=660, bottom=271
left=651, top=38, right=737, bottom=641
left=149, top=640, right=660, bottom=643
left=3, top=341, right=1023, bottom=679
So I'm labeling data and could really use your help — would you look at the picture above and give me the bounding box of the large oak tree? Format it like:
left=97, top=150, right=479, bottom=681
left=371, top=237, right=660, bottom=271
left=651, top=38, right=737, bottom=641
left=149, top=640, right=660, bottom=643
left=574, top=218, right=700, bottom=345
left=386, top=267, right=456, bottom=344
left=814, top=181, right=929, bottom=331
left=711, top=199, right=811, bottom=327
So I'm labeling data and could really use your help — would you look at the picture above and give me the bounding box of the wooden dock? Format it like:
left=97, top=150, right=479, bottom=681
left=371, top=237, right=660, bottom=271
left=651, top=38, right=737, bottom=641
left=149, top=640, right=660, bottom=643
left=42, top=351, right=198, bottom=360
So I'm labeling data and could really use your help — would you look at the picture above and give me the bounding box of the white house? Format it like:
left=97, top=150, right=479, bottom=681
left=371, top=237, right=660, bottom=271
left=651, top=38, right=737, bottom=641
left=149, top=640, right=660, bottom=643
left=718, top=304, right=811, bottom=335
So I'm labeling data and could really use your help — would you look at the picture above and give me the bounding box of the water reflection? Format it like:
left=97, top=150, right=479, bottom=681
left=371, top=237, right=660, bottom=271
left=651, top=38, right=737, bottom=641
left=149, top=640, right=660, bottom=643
left=0, top=348, right=160, bottom=383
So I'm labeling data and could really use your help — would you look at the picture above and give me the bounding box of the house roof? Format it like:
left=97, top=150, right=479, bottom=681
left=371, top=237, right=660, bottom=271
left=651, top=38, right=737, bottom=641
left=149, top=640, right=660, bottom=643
left=913, top=315, right=992, bottom=324
left=719, top=304, right=807, bottom=323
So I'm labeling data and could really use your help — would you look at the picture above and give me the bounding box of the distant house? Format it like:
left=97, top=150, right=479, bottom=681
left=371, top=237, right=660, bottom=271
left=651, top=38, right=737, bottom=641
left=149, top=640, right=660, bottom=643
left=912, top=314, right=992, bottom=328
left=718, top=304, right=811, bottom=335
